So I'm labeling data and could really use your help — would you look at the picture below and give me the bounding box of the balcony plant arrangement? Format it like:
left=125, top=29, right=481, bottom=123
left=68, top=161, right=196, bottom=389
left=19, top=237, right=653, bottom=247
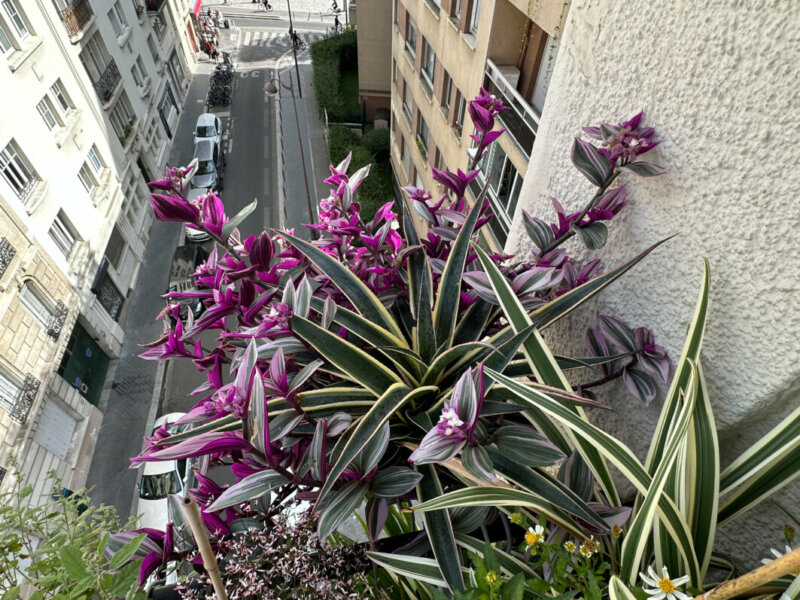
left=105, top=94, right=800, bottom=599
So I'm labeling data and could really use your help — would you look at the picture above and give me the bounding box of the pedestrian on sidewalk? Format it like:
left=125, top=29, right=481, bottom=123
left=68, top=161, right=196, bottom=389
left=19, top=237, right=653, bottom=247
left=211, top=47, right=219, bottom=62
left=334, top=14, right=341, bottom=31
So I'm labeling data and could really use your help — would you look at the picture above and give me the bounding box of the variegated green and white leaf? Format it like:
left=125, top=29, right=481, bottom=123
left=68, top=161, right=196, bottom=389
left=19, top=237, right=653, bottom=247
left=620, top=361, right=698, bottom=585
left=207, top=469, right=287, bottom=512
left=485, top=367, right=701, bottom=585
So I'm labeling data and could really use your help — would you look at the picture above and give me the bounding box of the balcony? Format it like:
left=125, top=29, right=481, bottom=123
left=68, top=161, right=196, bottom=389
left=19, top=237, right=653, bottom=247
left=57, top=0, right=94, bottom=42
left=483, top=58, right=539, bottom=157
left=92, top=58, right=122, bottom=107
left=145, top=0, right=167, bottom=12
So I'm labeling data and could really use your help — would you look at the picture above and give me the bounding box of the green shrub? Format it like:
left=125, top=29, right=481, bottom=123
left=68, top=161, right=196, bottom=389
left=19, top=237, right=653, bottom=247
left=310, top=29, right=358, bottom=123
left=327, top=125, right=361, bottom=166
left=361, top=128, right=390, bottom=162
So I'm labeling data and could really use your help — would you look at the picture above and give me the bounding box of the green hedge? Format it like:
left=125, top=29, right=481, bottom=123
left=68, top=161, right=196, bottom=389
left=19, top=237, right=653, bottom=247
left=361, top=128, right=390, bottom=162
left=326, top=126, right=393, bottom=222
left=327, top=125, right=361, bottom=166
left=309, top=29, right=358, bottom=123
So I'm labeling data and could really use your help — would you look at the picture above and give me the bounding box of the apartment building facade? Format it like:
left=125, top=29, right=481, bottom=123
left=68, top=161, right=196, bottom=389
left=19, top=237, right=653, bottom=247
left=390, top=0, right=568, bottom=249
left=0, top=0, right=196, bottom=499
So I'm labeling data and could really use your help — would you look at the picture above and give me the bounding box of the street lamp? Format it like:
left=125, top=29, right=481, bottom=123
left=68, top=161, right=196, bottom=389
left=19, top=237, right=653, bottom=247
left=264, top=73, right=316, bottom=238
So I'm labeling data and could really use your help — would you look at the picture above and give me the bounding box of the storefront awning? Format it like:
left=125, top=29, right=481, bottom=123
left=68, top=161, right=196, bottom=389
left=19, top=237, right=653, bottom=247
left=192, top=0, right=202, bottom=16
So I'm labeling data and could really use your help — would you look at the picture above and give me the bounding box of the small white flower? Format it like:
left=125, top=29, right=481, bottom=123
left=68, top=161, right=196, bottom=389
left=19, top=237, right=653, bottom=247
left=762, top=545, right=799, bottom=576
left=390, top=219, right=400, bottom=230
left=640, top=565, right=690, bottom=600
left=524, top=524, right=544, bottom=549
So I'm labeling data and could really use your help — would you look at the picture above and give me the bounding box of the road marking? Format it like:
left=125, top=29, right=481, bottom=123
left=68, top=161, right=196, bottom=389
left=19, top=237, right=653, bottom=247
left=253, top=31, right=262, bottom=45
left=197, top=98, right=204, bottom=103
left=243, top=31, right=251, bottom=45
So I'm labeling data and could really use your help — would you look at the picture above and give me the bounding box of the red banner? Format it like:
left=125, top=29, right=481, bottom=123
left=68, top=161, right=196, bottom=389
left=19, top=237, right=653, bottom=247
left=192, top=0, right=202, bottom=16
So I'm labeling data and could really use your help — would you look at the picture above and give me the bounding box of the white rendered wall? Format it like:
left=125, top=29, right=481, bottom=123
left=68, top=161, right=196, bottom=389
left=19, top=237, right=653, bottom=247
left=505, top=0, right=800, bottom=565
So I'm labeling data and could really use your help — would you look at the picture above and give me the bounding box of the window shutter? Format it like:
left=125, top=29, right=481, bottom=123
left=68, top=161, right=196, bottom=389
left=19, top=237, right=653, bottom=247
left=398, top=2, right=407, bottom=38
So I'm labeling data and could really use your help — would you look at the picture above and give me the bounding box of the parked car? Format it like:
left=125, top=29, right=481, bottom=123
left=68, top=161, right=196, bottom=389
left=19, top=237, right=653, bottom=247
left=167, top=244, right=209, bottom=323
left=137, top=412, right=188, bottom=531
left=184, top=188, right=212, bottom=243
left=193, top=113, right=222, bottom=146
left=190, top=139, right=224, bottom=191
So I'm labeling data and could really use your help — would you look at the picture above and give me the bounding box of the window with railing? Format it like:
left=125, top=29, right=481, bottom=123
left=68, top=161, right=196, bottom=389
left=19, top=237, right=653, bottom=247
left=88, top=145, right=104, bottom=171
left=53, top=0, right=93, bottom=38
left=0, top=140, right=39, bottom=202
left=48, top=211, right=79, bottom=258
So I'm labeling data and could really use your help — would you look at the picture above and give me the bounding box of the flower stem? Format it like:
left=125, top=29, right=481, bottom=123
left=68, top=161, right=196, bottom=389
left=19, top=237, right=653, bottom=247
left=538, top=171, right=620, bottom=256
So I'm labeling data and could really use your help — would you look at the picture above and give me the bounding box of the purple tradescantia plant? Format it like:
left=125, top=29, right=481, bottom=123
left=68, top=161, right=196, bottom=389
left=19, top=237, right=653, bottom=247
left=409, top=366, right=485, bottom=465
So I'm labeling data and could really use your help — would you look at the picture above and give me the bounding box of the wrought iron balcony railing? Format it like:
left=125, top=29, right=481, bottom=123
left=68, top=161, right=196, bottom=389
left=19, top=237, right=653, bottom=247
left=93, top=58, right=121, bottom=104
left=57, top=0, right=93, bottom=39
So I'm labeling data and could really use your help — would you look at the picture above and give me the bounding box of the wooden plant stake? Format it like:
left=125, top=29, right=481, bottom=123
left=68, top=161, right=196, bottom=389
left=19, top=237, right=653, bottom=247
left=695, top=545, right=800, bottom=600
left=181, top=495, right=229, bottom=600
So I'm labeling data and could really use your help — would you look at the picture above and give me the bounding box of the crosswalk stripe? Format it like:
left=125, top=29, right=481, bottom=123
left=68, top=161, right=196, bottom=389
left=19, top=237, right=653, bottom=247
left=254, top=31, right=262, bottom=44
left=243, top=31, right=251, bottom=45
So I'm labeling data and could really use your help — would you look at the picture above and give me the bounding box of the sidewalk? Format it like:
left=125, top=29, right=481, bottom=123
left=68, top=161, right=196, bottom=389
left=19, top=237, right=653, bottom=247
left=276, top=60, right=331, bottom=238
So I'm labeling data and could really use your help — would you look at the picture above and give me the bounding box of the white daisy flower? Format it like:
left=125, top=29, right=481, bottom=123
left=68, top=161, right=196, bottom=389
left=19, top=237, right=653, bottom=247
left=524, top=524, right=544, bottom=549
left=640, top=565, right=690, bottom=600
left=761, top=545, right=799, bottom=576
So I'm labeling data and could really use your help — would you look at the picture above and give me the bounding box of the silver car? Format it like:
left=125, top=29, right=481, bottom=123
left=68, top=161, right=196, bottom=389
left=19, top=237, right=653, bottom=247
left=193, top=113, right=222, bottom=146
left=190, top=139, right=224, bottom=190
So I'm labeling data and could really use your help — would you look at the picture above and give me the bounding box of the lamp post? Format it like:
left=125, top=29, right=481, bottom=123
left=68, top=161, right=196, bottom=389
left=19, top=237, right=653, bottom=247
left=264, top=73, right=316, bottom=238
left=286, top=0, right=302, bottom=98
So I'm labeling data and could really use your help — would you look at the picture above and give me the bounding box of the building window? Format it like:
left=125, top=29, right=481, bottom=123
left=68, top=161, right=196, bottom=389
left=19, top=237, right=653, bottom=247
left=0, top=21, right=14, bottom=54
left=48, top=211, right=79, bottom=258
left=470, top=0, right=482, bottom=34
left=405, top=16, right=417, bottom=57
left=123, top=168, right=147, bottom=228
left=132, top=55, right=147, bottom=87
left=401, top=138, right=411, bottom=175
left=417, top=116, right=429, bottom=156
left=0, top=370, right=21, bottom=415
left=78, top=162, right=98, bottom=194
left=393, top=0, right=398, bottom=25
left=452, top=0, right=462, bottom=19
left=19, top=284, right=53, bottom=327
left=167, top=49, right=184, bottom=95
left=146, top=33, right=159, bottom=63
left=402, top=81, right=412, bottom=124
left=110, top=93, right=135, bottom=140
left=153, top=13, right=166, bottom=39
left=87, top=145, right=104, bottom=172
left=2, top=1, right=30, bottom=40
left=441, top=71, right=453, bottom=118
left=50, top=80, right=74, bottom=114
left=37, top=97, right=62, bottom=131
left=454, top=92, right=466, bottom=136
left=104, top=225, right=126, bottom=271
left=421, top=40, right=435, bottom=94
left=0, top=141, right=39, bottom=202
left=108, top=1, right=128, bottom=37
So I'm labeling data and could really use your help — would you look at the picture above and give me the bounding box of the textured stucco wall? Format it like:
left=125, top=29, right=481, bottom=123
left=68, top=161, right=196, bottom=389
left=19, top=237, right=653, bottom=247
left=505, top=0, right=800, bottom=566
